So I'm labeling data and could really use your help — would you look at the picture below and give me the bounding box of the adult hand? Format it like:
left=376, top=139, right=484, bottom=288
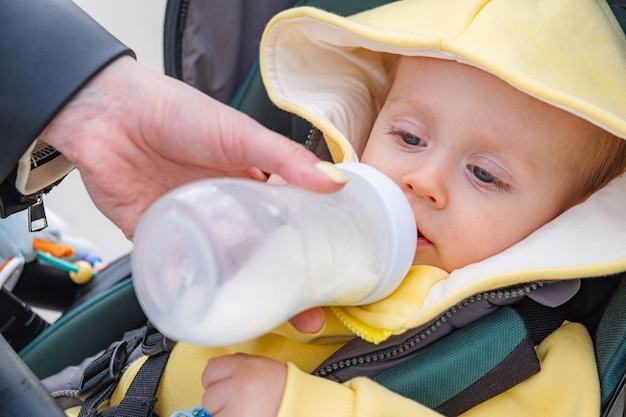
left=202, top=353, right=286, bottom=417
left=40, top=56, right=347, bottom=238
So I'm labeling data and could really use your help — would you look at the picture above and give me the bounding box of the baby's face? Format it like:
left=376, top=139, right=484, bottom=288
left=361, top=56, right=596, bottom=272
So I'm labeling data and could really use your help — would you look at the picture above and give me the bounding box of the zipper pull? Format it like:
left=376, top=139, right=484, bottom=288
left=28, top=192, right=48, bottom=232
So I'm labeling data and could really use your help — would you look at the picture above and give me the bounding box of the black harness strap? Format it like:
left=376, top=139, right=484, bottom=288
left=111, top=323, right=174, bottom=417
left=77, top=323, right=173, bottom=417
left=513, top=296, right=568, bottom=346
left=78, top=327, right=145, bottom=417
left=110, top=350, right=170, bottom=417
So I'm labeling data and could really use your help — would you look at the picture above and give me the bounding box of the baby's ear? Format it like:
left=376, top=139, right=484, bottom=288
left=266, top=173, right=287, bottom=185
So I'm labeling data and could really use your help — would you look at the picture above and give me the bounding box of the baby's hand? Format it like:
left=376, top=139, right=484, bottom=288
left=201, top=353, right=287, bottom=417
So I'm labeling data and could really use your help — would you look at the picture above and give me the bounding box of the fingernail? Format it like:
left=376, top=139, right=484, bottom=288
left=315, top=161, right=349, bottom=184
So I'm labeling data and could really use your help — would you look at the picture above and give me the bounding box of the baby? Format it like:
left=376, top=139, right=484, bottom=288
left=200, top=54, right=626, bottom=417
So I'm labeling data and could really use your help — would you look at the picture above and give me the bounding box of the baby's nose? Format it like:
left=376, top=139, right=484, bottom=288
left=400, top=162, right=447, bottom=209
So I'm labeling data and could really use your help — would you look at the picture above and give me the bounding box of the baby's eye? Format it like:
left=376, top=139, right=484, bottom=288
left=386, top=127, right=426, bottom=147
left=470, top=165, right=496, bottom=183
left=467, top=164, right=512, bottom=192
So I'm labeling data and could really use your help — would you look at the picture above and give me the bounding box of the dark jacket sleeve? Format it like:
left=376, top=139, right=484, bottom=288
left=0, top=0, right=134, bottom=217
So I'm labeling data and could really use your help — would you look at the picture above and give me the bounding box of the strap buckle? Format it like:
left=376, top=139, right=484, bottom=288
left=79, top=341, right=129, bottom=399
left=141, top=322, right=174, bottom=356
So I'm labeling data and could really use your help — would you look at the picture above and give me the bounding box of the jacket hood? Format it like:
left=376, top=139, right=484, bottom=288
left=260, top=0, right=626, bottom=160
left=259, top=0, right=626, bottom=335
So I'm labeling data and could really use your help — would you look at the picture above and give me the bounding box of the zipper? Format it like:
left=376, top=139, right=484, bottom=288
left=305, top=126, right=323, bottom=151
left=24, top=172, right=67, bottom=232
left=27, top=191, right=47, bottom=232
left=313, top=282, right=544, bottom=378
left=163, top=0, right=190, bottom=79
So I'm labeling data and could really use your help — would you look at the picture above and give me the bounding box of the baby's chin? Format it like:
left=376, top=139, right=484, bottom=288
left=411, top=251, right=452, bottom=273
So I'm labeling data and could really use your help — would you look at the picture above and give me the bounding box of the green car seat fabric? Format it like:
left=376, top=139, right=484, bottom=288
left=596, top=275, right=626, bottom=413
left=19, top=255, right=146, bottom=380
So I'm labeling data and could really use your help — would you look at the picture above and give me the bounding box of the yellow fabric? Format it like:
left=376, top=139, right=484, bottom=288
left=64, top=406, right=80, bottom=417
left=330, top=265, right=449, bottom=343
left=278, top=363, right=442, bottom=417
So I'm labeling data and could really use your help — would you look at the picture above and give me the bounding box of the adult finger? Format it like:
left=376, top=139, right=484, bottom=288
left=288, top=307, right=325, bottom=333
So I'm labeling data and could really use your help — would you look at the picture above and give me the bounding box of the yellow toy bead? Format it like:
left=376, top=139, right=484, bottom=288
left=69, top=260, right=93, bottom=284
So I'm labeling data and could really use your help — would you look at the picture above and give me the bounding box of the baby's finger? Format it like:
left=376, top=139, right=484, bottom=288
left=288, top=307, right=325, bottom=333
left=201, top=353, right=250, bottom=388
left=201, top=378, right=229, bottom=417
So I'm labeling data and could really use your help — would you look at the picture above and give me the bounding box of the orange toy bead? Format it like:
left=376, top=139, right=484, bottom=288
left=33, top=238, right=74, bottom=258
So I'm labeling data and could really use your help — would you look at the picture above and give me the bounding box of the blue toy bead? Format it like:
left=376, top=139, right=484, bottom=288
left=82, top=251, right=102, bottom=265
left=169, top=406, right=211, bottom=417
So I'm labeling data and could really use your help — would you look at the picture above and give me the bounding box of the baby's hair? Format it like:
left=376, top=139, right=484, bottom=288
left=381, top=54, right=400, bottom=96
left=572, top=128, right=626, bottom=205
left=381, top=53, right=400, bottom=77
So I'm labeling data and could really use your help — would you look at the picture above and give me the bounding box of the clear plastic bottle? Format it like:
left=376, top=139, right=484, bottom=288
left=131, top=162, right=416, bottom=346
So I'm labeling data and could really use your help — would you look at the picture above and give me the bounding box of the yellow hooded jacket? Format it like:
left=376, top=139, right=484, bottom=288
left=103, top=1, right=626, bottom=416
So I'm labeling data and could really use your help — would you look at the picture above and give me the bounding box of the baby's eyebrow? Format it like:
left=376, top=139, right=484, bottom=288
left=478, top=132, right=539, bottom=174
left=386, top=95, right=436, bottom=121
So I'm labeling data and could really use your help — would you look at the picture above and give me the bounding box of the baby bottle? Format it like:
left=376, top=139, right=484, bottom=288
left=131, top=162, right=416, bottom=346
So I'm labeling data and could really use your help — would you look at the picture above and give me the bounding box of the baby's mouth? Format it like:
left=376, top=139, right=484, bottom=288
left=416, top=228, right=432, bottom=246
